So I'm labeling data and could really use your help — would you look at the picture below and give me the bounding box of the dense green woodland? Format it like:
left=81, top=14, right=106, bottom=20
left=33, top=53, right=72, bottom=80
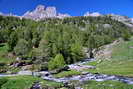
left=0, top=15, right=132, bottom=70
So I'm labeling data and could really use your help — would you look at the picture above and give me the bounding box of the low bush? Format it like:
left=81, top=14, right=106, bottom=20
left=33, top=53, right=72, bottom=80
left=48, top=54, right=66, bottom=70
left=0, top=78, right=8, bottom=87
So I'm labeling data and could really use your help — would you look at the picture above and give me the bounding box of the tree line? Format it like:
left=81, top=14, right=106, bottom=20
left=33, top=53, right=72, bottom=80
left=0, top=15, right=132, bottom=70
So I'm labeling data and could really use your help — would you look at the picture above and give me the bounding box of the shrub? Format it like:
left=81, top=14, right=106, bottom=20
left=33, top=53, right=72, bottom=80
left=0, top=78, right=8, bottom=87
left=48, top=54, right=66, bottom=70
left=71, top=43, right=84, bottom=62
left=40, top=62, right=48, bottom=71
left=122, top=31, right=131, bottom=41
left=7, top=31, right=18, bottom=51
left=14, top=39, right=30, bottom=56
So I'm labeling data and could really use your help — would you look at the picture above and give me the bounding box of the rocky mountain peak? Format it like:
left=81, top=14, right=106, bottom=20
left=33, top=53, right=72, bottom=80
left=23, top=5, right=70, bottom=20
left=46, top=7, right=57, bottom=17
left=35, top=5, right=45, bottom=12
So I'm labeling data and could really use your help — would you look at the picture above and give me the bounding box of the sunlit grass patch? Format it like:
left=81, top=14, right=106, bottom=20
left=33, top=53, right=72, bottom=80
left=82, top=80, right=133, bottom=89
left=84, top=39, right=133, bottom=77
left=54, top=70, right=81, bottom=78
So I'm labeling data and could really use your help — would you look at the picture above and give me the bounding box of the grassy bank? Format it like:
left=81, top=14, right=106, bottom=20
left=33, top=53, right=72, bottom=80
left=0, top=43, right=15, bottom=64
left=82, top=80, right=133, bottom=89
left=85, top=38, right=133, bottom=77
left=0, top=76, right=63, bottom=89
left=54, top=70, right=81, bottom=78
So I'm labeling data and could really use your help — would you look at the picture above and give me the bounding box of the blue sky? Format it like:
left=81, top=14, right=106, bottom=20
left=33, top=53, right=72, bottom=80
left=0, top=0, right=133, bottom=17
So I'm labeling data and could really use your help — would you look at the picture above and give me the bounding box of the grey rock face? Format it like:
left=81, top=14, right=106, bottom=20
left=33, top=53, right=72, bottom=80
left=23, top=5, right=70, bottom=20
left=84, top=12, right=133, bottom=27
left=84, top=12, right=101, bottom=17
left=109, top=14, right=130, bottom=22
left=108, top=14, right=133, bottom=27
left=46, top=7, right=57, bottom=17
left=30, top=82, right=42, bottom=89
left=94, top=38, right=123, bottom=60
left=35, top=5, right=45, bottom=12
left=57, top=13, right=71, bottom=19
left=131, top=18, right=133, bottom=23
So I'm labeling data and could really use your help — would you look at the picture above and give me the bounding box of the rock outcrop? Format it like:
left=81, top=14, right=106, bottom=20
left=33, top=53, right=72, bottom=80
left=84, top=12, right=102, bottom=17
left=108, top=14, right=133, bottom=27
left=131, top=18, right=133, bottom=23
left=30, top=81, right=42, bottom=89
left=109, top=14, right=130, bottom=21
left=94, top=38, right=123, bottom=60
left=23, top=5, right=70, bottom=20
left=57, top=13, right=70, bottom=19
left=84, top=12, right=133, bottom=28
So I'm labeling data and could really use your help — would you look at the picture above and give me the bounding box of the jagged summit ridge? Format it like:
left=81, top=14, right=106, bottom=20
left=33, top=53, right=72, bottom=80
left=0, top=5, right=133, bottom=25
left=83, top=12, right=133, bottom=27
left=35, top=5, right=45, bottom=12
left=23, top=5, right=70, bottom=20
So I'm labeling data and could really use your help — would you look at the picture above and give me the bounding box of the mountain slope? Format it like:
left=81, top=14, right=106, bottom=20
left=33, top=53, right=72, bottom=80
left=0, top=14, right=132, bottom=72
